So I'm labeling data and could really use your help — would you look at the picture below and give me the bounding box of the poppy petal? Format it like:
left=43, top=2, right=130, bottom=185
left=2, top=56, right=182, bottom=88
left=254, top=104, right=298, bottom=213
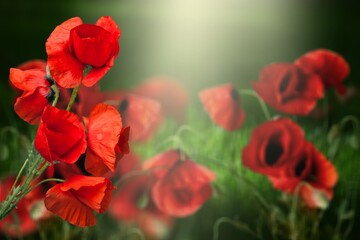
left=295, top=49, right=350, bottom=95
left=96, top=16, right=121, bottom=40
left=151, top=159, right=215, bottom=217
left=86, top=104, right=122, bottom=175
left=14, top=88, right=50, bottom=124
left=45, top=184, right=96, bottom=227
left=199, top=83, right=245, bottom=131
left=46, top=17, right=84, bottom=88
left=9, top=68, right=49, bottom=91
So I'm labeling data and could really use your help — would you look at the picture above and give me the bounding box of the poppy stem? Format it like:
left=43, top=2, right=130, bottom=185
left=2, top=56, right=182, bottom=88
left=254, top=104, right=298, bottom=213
left=66, top=85, right=80, bottom=111
left=51, top=84, right=60, bottom=107
left=28, top=178, right=65, bottom=192
left=239, top=89, right=272, bottom=121
left=0, top=146, right=48, bottom=220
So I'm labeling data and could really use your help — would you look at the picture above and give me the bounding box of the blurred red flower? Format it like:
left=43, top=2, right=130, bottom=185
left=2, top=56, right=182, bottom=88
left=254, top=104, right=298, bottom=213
left=46, top=16, right=120, bottom=88
left=110, top=153, right=173, bottom=239
left=44, top=175, right=113, bottom=227
left=135, top=77, right=189, bottom=123
left=105, top=92, right=164, bottom=142
left=85, top=104, right=125, bottom=176
left=252, top=63, right=324, bottom=115
left=143, top=150, right=216, bottom=217
left=199, top=83, right=245, bottom=131
left=9, top=68, right=53, bottom=124
left=295, top=49, right=349, bottom=95
left=34, top=106, right=87, bottom=164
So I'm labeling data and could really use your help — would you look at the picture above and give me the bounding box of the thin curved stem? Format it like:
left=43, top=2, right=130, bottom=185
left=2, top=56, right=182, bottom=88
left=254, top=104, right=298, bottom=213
left=66, top=85, right=80, bottom=111
left=28, top=178, right=64, bottom=193
left=51, top=84, right=60, bottom=107
left=239, top=89, right=272, bottom=120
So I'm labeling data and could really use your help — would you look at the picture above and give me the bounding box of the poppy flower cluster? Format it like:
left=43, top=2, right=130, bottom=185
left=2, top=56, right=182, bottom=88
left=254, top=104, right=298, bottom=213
left=199, top=49, right=348, bottom=129
left=242, top=118, right=338, bottom=208
left=198, top=49, right=343, bottom=210
left=252, top=49, right=349, bottom=116
left=4, top=16, right=131, bottom=228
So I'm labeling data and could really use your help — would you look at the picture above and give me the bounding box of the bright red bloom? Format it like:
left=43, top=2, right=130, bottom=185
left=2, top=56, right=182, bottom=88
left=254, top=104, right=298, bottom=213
left=252, top=63, right=324, bottom=115
left=35, top=106, right=87, bottom=164
left=242, top=118, right=307, bottom=177
left=85, top=104, right=124, bottom=176
left=199, top=83, right=245, bottom=131
left=9, top=68, right=53, bottom=124
left=0, top=176, right=48, bottom=238
left=106, top=92, right=164, bottom=142
left=44, top=175, right=113, bottom=227
left=295, top=49, right=350, bottom=95
left=143, top=150, right=216, bottom=217
left=135, top=77, right=189, bottom=123
left=46, top=16, right=120, bottom=88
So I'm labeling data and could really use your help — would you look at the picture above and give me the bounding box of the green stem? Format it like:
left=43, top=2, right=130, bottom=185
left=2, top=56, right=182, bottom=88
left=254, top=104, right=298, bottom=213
left=239, top=89, right=272, bottom=121
left=28, top=178, right=64, bottom=192
left=51, top=84, right=60, bottom=107
left=66, top=85, right=80, bottom=111
left=0, top=147, right=48, bottom=220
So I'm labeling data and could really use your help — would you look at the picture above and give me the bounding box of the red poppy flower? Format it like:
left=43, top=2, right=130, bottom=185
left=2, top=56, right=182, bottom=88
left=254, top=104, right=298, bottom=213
left=242, top=118, right=306, bottom=177
left=46, top=16, right=120, bottom=88
left=199, top=83, right=245, bottom=131
left=85, top=104, right=124, bottom=176
left=9, top=68, right=53, bottom=124
left=252, top=63, right=324, bottom=115
left=134, top=77, right=189, bottom=123
left=295, top=49, right=349, bottom=95
left=0, top=176, right=48, bottom=238
left=105, top=92, right=164, bottom=142
left=269, top=141, right=338, bottom=208
left=44, top=175, right=113, bottom=227
left=34, top=106, right=87, bottom=164
left=143, top=150, right=216, bottom=217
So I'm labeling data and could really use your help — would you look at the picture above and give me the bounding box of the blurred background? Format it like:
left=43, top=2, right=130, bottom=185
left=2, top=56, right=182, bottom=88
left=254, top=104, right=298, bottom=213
left=0, top=0, right=359, bottom=128
left=0, top=0, right=359, bottom=239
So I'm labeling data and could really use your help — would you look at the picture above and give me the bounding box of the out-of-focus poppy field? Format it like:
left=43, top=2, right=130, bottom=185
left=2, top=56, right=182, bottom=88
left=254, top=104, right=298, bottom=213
left=0, top=1, right=359, bottom=239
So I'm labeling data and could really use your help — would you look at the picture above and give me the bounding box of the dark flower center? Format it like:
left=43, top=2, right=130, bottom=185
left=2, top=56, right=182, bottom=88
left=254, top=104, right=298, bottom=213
left=295, top=156, right=307, bottom=177
left=174, top=187, right=192, bottom=204
left=265, top=140, right=283, bottom=166
left=230, top=88, right=240, bottom=101
left=118, top=99, right=129, bottom=114
left=46, top=88, right=56, bottom=103
left=279, top=72, right=291, bottom=93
